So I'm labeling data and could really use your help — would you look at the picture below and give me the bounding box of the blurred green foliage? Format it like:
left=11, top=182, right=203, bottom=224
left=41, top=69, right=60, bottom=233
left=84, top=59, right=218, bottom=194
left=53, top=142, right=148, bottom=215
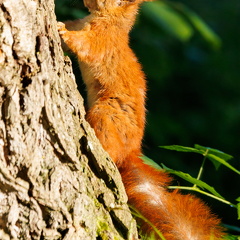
left=55, top=0, right=240, bottom=232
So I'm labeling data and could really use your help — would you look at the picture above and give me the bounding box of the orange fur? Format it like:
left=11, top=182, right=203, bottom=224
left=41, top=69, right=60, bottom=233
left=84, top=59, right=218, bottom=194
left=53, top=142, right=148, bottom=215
left=57, top=0, right=225, bottom=238
left=120, top=154, right=224, bottom=239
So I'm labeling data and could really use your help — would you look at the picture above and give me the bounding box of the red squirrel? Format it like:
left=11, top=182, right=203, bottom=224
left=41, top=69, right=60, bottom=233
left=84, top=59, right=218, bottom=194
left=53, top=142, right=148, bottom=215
left=57, top=0, right=225, bottom=238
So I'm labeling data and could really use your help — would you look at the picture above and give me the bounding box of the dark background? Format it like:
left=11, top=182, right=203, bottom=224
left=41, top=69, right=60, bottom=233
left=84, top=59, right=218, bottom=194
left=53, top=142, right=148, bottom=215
left=55, top=0, right=240, bottom=234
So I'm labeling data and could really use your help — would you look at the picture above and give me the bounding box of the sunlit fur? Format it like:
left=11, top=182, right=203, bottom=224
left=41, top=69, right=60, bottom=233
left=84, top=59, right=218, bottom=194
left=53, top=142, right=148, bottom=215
left=58, top=0, right=225, bottom=238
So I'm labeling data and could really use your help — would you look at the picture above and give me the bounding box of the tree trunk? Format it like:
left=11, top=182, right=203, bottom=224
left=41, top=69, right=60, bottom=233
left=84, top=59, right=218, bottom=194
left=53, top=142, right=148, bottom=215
left=0, top=0, right=138, bottom=239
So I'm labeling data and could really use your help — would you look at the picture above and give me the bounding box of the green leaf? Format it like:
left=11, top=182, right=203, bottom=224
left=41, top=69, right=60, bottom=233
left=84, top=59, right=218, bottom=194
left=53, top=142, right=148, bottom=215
left=167, top=2, right=221, bottom=49
left=162, top=164, right=224, bottom=198
left=141, top=155, right=163, bottom=170
left=160, top=145, right=203, bottom=154
left=194, top=144, right=233, bottom=161
left=161, top=144, right=240, bottom=173
left=237, top=203, right=240, bottom=220
left=222, top=223, right=240, bottom=234
left=181, top=6, right=221, bottom=49
left=142, top=1, right=193, bottom=42
left=206, top=154, right=240, bottom=175
left=194, top=144, right=234, bottom=170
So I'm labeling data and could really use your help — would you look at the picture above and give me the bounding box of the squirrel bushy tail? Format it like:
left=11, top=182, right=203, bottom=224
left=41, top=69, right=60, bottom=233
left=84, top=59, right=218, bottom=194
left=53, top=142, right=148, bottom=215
left=119, top=153, right=224, bottom=240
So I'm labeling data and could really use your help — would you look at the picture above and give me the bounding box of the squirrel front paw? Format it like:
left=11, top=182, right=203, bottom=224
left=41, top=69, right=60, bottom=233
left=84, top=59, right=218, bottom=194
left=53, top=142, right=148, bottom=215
left=57, top=21, right=71, bottom=44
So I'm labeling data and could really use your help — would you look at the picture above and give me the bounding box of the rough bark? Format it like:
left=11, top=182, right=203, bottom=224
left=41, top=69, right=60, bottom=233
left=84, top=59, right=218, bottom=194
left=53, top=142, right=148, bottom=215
left=0, top=0, right=138, bottom=239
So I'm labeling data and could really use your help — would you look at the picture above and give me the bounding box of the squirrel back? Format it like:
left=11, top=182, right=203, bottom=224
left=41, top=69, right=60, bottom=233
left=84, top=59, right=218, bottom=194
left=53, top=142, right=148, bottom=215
left=58, top=0, right=225, bottom=238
